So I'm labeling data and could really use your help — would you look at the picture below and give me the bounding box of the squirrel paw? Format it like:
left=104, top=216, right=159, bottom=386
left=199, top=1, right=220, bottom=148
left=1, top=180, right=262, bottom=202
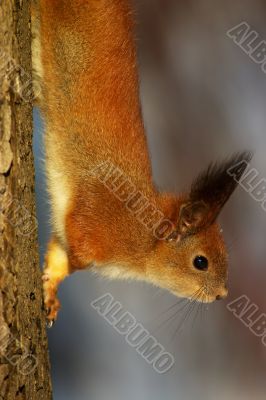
left=42, top=273, right=61, bottom=326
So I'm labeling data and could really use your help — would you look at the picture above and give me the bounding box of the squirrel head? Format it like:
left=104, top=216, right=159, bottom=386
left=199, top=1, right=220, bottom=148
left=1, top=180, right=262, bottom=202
left=146, top=152, right=252, bottom=303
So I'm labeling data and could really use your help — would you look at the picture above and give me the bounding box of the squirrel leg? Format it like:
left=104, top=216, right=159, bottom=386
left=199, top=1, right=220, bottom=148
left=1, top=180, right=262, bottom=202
left=42, top=236, right=70, bottom=326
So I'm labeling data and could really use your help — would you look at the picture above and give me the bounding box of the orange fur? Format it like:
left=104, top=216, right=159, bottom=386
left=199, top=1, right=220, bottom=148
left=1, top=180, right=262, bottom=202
left=32, top=0, right=250, bottom=323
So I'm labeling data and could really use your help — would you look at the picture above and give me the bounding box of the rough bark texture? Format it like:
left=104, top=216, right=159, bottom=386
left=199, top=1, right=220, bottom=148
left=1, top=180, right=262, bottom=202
left=0, top=1, right=52, bottom=399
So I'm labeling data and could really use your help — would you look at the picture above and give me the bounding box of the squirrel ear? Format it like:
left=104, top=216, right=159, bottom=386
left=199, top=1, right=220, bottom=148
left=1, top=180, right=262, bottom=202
left=178, top=200, right=210, bottom=236
left=178, top=151, right=252, bottom=236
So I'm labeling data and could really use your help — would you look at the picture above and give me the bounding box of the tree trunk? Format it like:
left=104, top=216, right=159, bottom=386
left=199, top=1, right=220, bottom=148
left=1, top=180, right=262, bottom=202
left=0, top=1, right=52, bottom=399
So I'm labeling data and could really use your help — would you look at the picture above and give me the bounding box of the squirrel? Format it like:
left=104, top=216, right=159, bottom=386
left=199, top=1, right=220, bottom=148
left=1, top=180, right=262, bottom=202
left=31, top=0, right=252, bottom=325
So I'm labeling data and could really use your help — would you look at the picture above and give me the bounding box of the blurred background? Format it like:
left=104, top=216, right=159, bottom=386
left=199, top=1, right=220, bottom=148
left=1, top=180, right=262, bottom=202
left=33, top=0, right=266, bottom=399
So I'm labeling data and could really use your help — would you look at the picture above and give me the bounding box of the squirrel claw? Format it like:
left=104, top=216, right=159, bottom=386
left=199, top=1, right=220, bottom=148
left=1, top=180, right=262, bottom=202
left=46, top=318, right=55, bottom=328
left=44, top=296, right=61, bottom=324
left=45, top=307, right=55, bottom=328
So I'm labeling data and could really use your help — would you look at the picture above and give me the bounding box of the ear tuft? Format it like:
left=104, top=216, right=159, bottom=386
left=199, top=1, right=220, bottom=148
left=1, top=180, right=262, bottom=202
left=178, top=151, right=252, bottom=237
left=190, top=151, right=252, bottom=210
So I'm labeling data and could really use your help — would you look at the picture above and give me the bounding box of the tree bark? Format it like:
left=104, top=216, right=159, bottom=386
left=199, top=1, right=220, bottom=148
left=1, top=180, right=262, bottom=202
left=0, top=1, right=52, bottom=399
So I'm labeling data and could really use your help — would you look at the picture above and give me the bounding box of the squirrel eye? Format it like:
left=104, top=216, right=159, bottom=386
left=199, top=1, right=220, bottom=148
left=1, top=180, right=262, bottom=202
left=193, top=256, right=208, bottom=271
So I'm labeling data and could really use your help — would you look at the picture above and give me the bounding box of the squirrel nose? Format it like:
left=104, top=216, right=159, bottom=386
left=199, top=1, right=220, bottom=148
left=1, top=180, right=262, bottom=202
left=216, top=286, right=228, bottom=301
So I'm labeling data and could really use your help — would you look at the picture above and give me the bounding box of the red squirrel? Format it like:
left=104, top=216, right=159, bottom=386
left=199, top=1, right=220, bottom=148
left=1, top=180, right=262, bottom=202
left=31, top=0, right=251, bottom=325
